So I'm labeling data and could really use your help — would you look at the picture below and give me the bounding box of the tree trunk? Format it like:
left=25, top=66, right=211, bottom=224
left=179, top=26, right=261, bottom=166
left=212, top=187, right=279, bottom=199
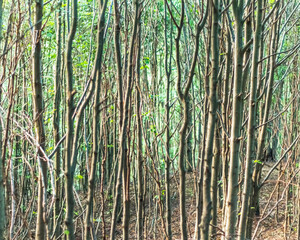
left=64, top=0, right=78, bottom=238
left=164, top=1, right=172, bottom=237
left=109, top=0, right=123, bottom=238
left=110, top=1, right=139, bottom=239
left=135, top=16, right=143, bottom=240
left=210, top=128, right=221, bottom=238
left=200, top=1, right=219, bottom=239
left=248, top=6, right=280, bottom=238
left=223, top=0, right=245, bottom=238
left=0, top=5, right=4, bottom=237
left=0, top=16, right=6, bottom=232
left=32, top=1, right=48, bottom=239
left=84, top=1, right=108, bottom=239
left=53, top=1, right=62, bottom=238
left=221, top=23, right=231, bottom=218
left=237, top=0, right=262, bottom=238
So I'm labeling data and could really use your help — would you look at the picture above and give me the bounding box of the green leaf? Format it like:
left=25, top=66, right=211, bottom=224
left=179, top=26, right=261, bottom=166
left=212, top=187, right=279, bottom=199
left=76, top=174, right=84, bottom=180
left=253, top=160, right=263, bottom=165
left=64, top=230, right=70, bottom=235
left=269, top=0, right=275, bottom=4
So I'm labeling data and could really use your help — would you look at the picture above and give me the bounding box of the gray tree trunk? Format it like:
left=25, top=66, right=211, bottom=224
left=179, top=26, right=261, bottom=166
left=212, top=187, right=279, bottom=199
left=200, top=1, right=219, bottom=239
left=64, top=0, right=78, bottom=238
left=32, top=1, right=48, bottom=239
left=223, top=0, right=245, bottom=238
left=84, top=1, right=108, bottom=239
left=237, top=0, right=263, bottom=238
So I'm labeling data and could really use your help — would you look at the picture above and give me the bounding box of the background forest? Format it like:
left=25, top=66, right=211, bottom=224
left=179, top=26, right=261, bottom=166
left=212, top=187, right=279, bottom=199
left=0, top=0, right=299, bottom=239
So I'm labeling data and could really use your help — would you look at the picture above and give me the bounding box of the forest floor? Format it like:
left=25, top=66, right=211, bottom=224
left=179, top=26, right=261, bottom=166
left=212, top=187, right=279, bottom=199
left=251, top=164, right=297, bottom=240
left=78, top=163, right=297, bottom=239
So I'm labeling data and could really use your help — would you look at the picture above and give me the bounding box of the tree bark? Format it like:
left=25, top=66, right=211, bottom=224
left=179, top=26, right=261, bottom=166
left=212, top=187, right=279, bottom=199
left=248, top=5, right=280, bottom=238
left=64, top=0, right=78, bottom=238
left=135, top=15, right=143, bottom=240
left=200, top=1, right=219, bottom=239
left=84, top=1, right=108, bottom=239
left=110, top=1, right=139, bottom=239
left=109, top=0, right=123, bottom=238
left=32, top=1, right=48, bottom=239
left=0, top=0, right=6, bottom=227
left=209, top=128, right=221, bottom=238
left=223, top=0, right=245, bottom=238
left=164, top=1, right=172, bottom=238
left=53, top=1, right=62, bottom=238
left=237, top=0, right=263, bottom=238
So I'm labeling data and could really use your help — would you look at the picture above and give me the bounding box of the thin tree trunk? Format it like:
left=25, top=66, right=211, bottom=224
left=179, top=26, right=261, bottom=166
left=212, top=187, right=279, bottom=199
left=248, top=6, right=280, bottom=238
left=32, top=1, right=48, bottom=239
left=109, top=0, right=123, bottom=238
left=53, top=1, right=62, bottom=238
left=237, top=0, right=262, bottom=238
left=173, top=4, right=186, bottom=236
left=171, top=2, right=207, bottom=238
left=122, top=2, right=139, bottom=238
left=84, top=1, right=108, bottom=239
left=200, top=1, right=219, bottom=239
left=0, top=0, right=3, bottom=43
left=164, top=1, right=172, bottom=238
left=64, top=0, right=78, bottom=238
left=223, top=0, right=245, bottom=238
left=209, top=128, right=221, bottom=238
left=221, top=23, right=231, bottom=217
left=135, top=16, right=143, bottom=240
left=0, top=13, right=6, bottom=231
left=110, top=1, right=139, bottom=239
left=0, top=4, right=4, bottom=237
left=194, top=26, right=210, bottom=240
